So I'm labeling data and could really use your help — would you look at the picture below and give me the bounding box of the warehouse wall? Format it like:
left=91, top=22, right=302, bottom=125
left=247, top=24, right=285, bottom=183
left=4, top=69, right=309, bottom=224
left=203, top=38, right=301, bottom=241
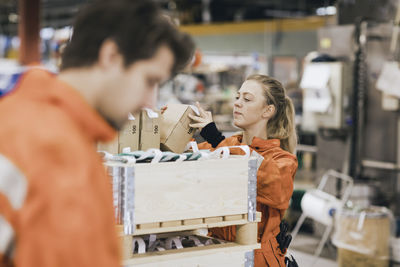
left=179, top=17, right=332, bottom=71
left=192, top=30, right=318, bottom=59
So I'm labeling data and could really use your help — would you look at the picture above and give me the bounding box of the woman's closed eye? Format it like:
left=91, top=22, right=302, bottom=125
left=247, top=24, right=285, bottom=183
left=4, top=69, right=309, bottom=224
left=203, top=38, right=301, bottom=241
left=236, top=95, right=250, bottom=101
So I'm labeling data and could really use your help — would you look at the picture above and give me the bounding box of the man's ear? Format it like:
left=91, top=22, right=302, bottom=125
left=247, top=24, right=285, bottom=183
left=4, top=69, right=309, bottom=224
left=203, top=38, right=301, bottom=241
left=262, top=105, right=275, bottom=119
left=98, top=39, right=123, bottom=70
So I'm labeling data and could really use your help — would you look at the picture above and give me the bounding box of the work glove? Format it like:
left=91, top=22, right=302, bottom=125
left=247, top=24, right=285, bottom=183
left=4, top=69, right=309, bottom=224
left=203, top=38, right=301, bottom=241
left=276, top=221, right=299, bottom=267
left=276, top=220, right=292, bottom=253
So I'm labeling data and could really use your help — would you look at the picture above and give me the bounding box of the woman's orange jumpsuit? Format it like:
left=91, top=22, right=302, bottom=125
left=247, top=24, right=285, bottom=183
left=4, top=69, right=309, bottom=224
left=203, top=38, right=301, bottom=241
left=198, top=134, right=297, bottom=267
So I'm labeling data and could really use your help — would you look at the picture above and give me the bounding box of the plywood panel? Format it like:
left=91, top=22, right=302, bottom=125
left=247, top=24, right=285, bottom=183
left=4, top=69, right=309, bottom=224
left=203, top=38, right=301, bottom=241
left=123, top=243, right=260, bottom=267
left=134, top=158, right=249, bottom=224
left=134, top=250, right=246, bottom=267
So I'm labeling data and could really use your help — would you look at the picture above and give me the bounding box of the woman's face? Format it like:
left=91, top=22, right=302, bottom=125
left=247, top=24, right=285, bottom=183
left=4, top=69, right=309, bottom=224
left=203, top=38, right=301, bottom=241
left=233, top=80, right=271, bottom=129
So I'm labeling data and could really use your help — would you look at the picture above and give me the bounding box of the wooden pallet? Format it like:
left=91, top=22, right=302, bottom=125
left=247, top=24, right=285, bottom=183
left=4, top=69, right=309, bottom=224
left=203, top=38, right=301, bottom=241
left=116, top=213, right=261, bottom=236
left=118, top=212, right=262, bottom=263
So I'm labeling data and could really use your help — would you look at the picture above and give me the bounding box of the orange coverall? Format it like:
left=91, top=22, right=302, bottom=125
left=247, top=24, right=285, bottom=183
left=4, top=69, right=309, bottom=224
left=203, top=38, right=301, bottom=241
left=199, top=135, right=297, bottom=267
left=0, top=69, right=120, bottom=267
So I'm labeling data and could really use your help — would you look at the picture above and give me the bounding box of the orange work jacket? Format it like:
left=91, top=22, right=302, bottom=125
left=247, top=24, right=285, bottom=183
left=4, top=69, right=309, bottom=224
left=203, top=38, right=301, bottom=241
left=0, top=69, right=120, bottom=267
left=199, top=135, right=297, bottom=267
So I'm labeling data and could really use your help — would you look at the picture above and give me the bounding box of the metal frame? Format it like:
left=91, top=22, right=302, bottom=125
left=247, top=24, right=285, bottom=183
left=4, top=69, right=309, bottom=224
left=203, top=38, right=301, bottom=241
left=247, top=159, right=258, bottom=222
left=244, top=250, right=255, bottom=267
left=108, top=164, right=136, bottom=235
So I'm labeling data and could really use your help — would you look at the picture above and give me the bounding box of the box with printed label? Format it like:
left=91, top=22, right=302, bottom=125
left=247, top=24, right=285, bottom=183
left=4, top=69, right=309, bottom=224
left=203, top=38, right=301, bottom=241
left=140, top=109, right=160, bottom=150
left=160, top=104, right=198, bottom=154
left=119, top=112, right=140, bottom=153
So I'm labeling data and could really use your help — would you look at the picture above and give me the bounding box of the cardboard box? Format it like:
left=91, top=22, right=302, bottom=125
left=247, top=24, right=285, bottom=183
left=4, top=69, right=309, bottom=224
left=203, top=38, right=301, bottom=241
left=140, top=109, right=160, bottom=150
left=160, top=104, right=197, bottom=153
left=97, top=137, right=119, bottom=154
left=119, top=112, right=140, bottom=153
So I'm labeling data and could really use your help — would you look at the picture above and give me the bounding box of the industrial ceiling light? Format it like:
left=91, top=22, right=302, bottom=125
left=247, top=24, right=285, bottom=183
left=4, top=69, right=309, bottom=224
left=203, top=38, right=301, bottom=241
left=316, top=6, right=337, bottom=16
left=8, top=13, right=18, bottom=23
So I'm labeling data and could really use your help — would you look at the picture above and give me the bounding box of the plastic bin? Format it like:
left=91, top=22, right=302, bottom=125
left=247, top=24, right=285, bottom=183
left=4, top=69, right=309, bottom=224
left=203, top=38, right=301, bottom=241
left=332, top=206, right=392, bottom=267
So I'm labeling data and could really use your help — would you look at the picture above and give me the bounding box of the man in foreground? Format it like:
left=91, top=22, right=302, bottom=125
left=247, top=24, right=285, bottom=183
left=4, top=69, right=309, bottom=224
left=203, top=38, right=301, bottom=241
left=0, top=1, right=194, bottom=266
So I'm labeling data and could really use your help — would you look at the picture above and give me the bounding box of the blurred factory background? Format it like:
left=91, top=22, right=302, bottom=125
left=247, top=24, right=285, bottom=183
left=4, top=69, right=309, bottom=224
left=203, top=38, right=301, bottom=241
left=2, top=0, right=400, bottom=266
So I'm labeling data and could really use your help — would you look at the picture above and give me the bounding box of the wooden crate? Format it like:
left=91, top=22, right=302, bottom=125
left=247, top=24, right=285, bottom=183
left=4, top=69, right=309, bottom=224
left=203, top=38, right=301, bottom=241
left=108, top=157, right=260, bottom=266
left=107, top=157, right=258, bottom=235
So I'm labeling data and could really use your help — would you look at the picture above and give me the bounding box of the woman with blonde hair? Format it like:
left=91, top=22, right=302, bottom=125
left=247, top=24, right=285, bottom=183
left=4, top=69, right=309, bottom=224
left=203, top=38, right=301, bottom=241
left=190, top=74, right=298, bottom=266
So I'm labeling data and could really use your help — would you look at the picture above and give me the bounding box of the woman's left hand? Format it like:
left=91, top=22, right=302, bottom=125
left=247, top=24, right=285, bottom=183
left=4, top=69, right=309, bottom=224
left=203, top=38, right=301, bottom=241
left=188, top=102, right=213, bottom=130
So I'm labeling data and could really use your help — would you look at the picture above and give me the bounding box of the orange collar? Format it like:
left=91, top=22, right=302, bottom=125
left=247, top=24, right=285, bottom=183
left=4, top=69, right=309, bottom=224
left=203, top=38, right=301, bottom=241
left=20, top=69, right=116, bottom=142
left=233, top=135, right=281, bottom=152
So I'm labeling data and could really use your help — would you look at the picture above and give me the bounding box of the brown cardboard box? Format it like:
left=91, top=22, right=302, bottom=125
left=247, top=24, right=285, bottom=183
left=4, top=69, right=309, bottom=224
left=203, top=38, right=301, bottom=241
left=118, top=112, right=140, bottom=153
left=160, top=104, right=197, bottom=153
left=140, top=109, right=160, bottom=150
left=97, top=137, right=119, bottom=154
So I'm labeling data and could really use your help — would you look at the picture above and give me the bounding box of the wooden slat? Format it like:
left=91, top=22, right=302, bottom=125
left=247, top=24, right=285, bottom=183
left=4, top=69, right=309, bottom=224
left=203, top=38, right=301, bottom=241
left=147, top=230, right=199, bottom=239
left=207, top=219, right=250, bottom=229
left=204, top=216, right=223, bottom=223
left=160, top=220, right=182, bottom=228
left=132, top=223, right=206, bottom=236
left=183, top=218, right=204, bottom=225
left=138, top=222, right=160, bottom=230
left=223, top=214, right=244, bottom=221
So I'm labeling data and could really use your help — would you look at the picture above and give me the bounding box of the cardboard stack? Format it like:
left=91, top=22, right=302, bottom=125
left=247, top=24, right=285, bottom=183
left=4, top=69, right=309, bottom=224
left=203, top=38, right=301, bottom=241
left=98, top=104, right=197, bottom=154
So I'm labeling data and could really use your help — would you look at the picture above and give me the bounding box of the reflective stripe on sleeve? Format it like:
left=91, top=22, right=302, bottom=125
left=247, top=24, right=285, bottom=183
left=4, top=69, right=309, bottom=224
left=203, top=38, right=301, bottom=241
left=0, top=215, right=14, bottom=255
left=0, top=154, right=27, bottom=210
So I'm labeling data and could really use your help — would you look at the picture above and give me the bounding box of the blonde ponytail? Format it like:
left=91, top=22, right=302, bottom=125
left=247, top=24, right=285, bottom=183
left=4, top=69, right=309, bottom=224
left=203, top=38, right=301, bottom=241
left=246, top=74, right=297, bottom=154
left=281, top=96, right=297, bottom=153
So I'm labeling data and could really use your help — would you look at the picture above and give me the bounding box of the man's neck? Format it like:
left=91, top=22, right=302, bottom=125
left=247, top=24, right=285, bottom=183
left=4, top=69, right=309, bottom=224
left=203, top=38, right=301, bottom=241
left=58, top=68, right=102, bottom=108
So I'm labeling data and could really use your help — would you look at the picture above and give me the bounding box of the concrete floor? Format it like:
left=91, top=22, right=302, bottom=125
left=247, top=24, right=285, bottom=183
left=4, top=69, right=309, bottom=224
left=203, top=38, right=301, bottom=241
left=289, top=233, right=337, bottom=267
left=290, top=232, right=400, bottom=267
left=288, top=250, right=337, bottom=267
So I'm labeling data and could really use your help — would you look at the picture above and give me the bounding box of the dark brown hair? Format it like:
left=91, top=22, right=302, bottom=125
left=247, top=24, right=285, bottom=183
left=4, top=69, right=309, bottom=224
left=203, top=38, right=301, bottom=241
left=60, top=0, right=194, bottom=73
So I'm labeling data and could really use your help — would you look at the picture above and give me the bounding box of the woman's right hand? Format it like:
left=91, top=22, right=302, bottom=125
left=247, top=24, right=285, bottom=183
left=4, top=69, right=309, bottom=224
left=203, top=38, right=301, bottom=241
left=188, top=102, right=213, bottom=130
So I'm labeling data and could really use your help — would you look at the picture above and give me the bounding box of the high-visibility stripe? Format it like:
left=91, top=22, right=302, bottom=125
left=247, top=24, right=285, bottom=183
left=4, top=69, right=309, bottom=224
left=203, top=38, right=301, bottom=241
left=0, top=154, right=27, bottom=210
left=0, top=215, right=14, bottom=255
